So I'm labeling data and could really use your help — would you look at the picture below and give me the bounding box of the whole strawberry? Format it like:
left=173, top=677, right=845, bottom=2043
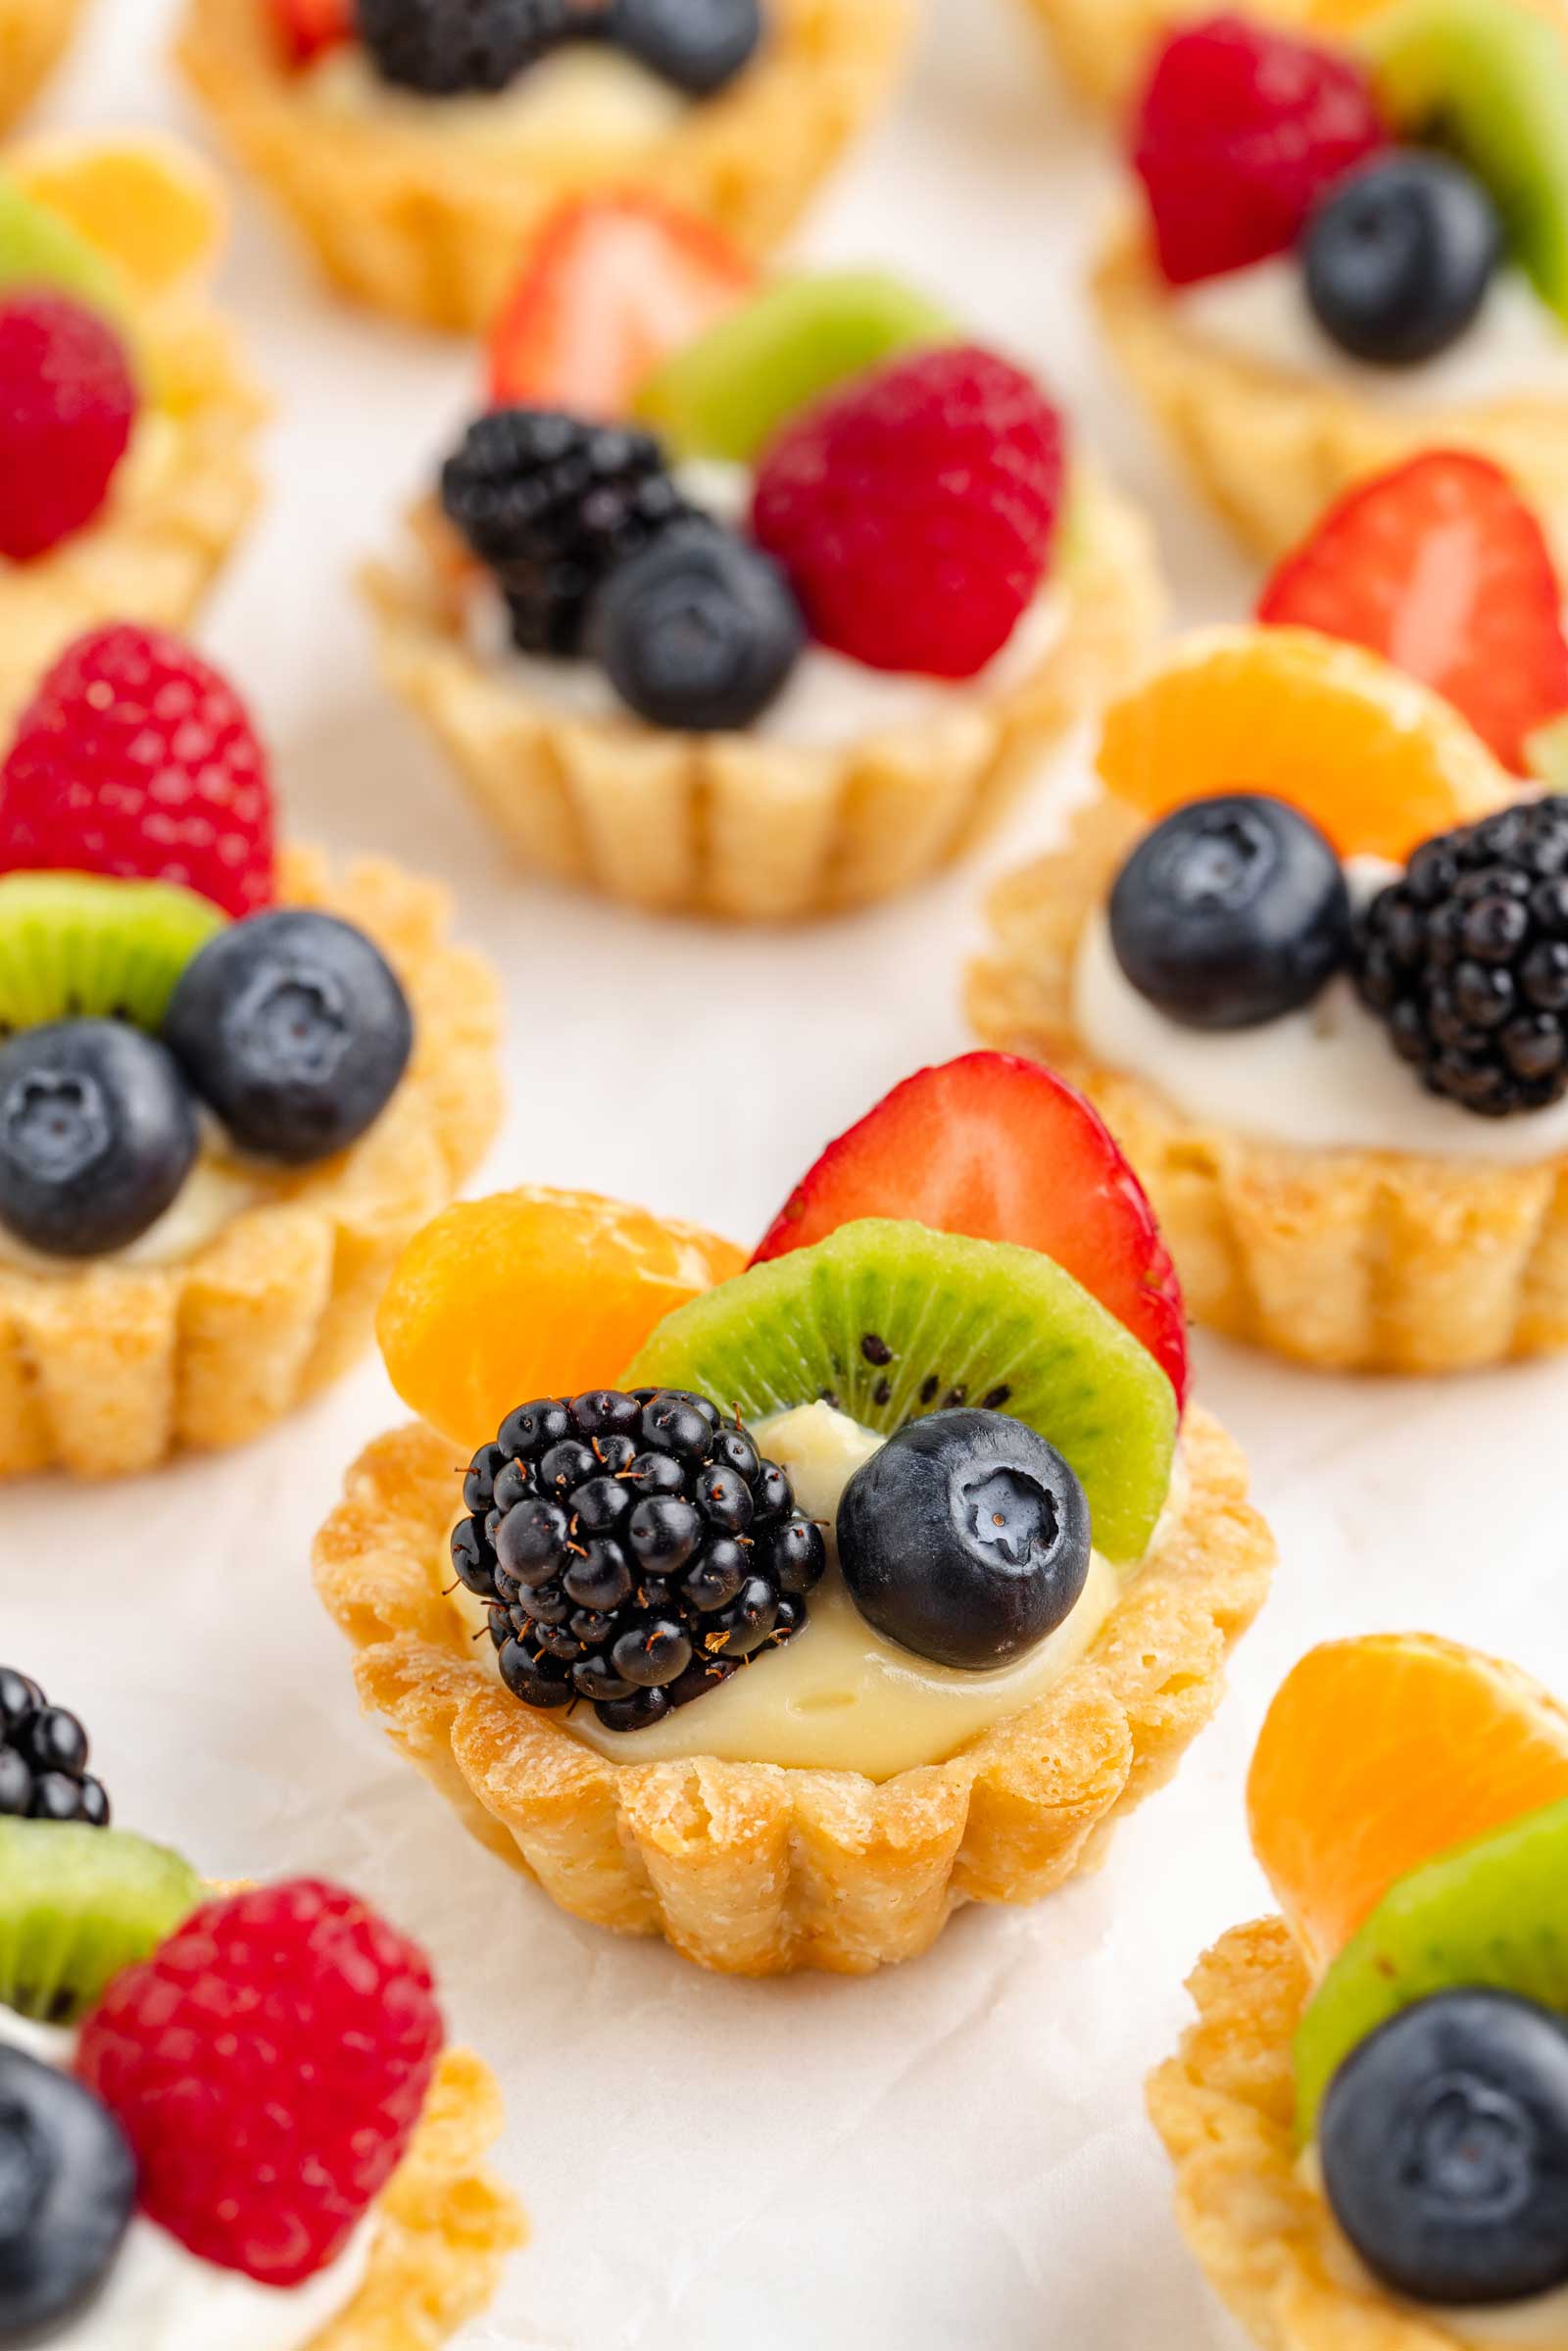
left=751, top=345, right=1065, bottom=679
left=0, top=624, right=275, bottom=917
left=0, top=293, right=137, bottom=562
left=75, top=1880, right=443, bottom=2286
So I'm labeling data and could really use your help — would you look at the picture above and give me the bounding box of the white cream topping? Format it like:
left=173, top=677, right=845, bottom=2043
left=0, top=1152, right=261, bottom=1276
left=303, top=43, right=688, bottom=152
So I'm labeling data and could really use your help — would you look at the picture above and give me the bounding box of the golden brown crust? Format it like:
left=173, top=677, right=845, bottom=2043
left=175, top=0, right=914, bottom=332
left=362, top=468, right=1165, bottom=921
left=313, top=1406, right=1274, bottom=1977
left=0, top=0, right=87, bottom=132
left=968, top=796, right=1568, bottom=1374
left=0, top=847, right=504, bottom=1480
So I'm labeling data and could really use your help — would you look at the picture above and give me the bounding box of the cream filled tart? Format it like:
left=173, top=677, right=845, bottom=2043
left=0, top=0, right=88, bottom=132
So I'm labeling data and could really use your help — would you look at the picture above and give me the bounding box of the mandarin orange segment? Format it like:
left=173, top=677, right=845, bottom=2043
left=9, top=136, right=227, bottom=294
left=1098, top=626, right=1515, bottom=862
left=1247, top=1634, right=1568, bottom=1976
left=376, top=1188, right=746, bottom=1451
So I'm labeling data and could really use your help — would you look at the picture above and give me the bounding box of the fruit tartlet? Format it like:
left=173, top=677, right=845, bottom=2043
left=1096, top=2, right=1568, bottom=563
left=0, top=139, right=266, bottom=731
left=969, top=450, right=1568, bottom=1374
left=175, top=0, right=912, bottom=334
left=1152, top=1633, right=1568, bottom=2350
left=0, top=1663, right=522, bottom=2346
left=367, top=198, right=1164, bottom=921
left=0, top=0, right=87, bottom=132
left=315, top=1054, right=1275, bottom=1978
left=0, top=622, right=502, bottom=1480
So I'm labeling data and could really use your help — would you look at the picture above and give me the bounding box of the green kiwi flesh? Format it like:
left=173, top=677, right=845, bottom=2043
left=0, top=174, right=130, bottom=331
left=624, top=1218, right=1178, bottom=1562
left=0, top=1821, right=204, bottom=2025
left=0, top=872, right=225, bottom=1038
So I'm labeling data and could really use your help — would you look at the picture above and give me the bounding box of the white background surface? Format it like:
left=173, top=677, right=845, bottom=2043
left=10, top=5, right=1568, bottom=2346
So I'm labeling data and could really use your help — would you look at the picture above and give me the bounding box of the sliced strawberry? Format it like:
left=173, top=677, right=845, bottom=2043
left=1258, top=452, right=1568, bottom=774
left=272, top=0, right=354, bottom=65
left=487, top=193, right=756, bottom=419
left=752, top=1053, right=1190, bottom=1409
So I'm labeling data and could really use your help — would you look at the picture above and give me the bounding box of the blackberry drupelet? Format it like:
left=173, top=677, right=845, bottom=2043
left=440, top=410, right=701, bottom=657
left=1353, top=798, right=1568, bottom=1117
left=455, top=1389, right=827, bottom=1731
left=356, top=0, right=574, bottom=94
left=0, top=1669, right=110, bottom=1825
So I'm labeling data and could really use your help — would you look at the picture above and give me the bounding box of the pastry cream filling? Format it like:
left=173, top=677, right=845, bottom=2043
left=0, top=1152, right=261, bottom=1276
left=303, top=44, right=689, bottom=153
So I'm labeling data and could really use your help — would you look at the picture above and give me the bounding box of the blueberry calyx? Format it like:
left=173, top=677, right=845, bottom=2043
left=0, top=1019, right=197, bottom=1259
left=591, top=525, right=805, bottom=733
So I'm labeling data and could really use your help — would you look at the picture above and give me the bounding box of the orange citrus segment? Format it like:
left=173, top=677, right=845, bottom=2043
left=1248, top=1634, right=1568, bottom=1975
left=376, top=1188, right=746, bottom=1451
left=1098, top=625, right=1515, bottom=862
left=9, top=136, right=226, bottom=295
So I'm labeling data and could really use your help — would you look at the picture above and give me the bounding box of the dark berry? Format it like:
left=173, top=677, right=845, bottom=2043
left=572, top=1475, right=632, bottom=1534
left=604, top=0, right=762, bottom=94
left=498, top=1399, right=571, bottom=1456
left=694, top=1463, right=753, bottom=1534
left=1304, top=152, right=1502, bottom=367
left=0, top=1019, right=197, bottom=1259
left=563, top=1540, right=634, bottom=1612
left=571, top=1654, right=636, bottom=1704
left=20, top=1709, right=89, bottom=1781
left=707, top=1576, right=778, bottom=1658
left=765, top=1517, right=827, bottom=1597
left=538, top=1438, right=598, bottom=1493
left=627, top=1449, right=685, bottom=1498
left=498, top=1640, right=572, bottom=1709
left=627, top=1494, right=704, bottom=1573
left=0, top=2045, right=135, bottom=2339
left=611, top=1618, right=693, bottom=1689
left=162, top=911, right=413, bottom=1166
left=594, top=1688, right=674, bottom=1734
left=0, top=1669, right=109, bottom=1828
left=639, top=1392, right=714, bottom=1457
left=494, top=1497, right=569, bottom=1585
left=0, top=1750, right=30, bottom=1814
left=356, top=0, right=573, bottom=93
left=463, top=1445, right=507, bottom=1514
left=0, top=1671, right=40, bottom=1733
left=570, top=1390, right=643, bottom=1438
left=591, top=525, right=804, bottom=732
left=708, top=1426, right=760, bottom=1481
left=681, top=1537, right=748, bottom=1613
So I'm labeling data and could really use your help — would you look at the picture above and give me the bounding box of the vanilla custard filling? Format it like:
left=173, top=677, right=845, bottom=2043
left=0, top=1152, right=262, bottom=1276
left=304, top=44, right=689, bottom=153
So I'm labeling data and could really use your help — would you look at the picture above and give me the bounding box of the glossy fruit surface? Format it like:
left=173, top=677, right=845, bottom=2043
left=0, top=2044, right=135, bottom=2339
left=1304, top=152, right=1501, bottom=365
left=591, top=525, right=804, bottom=731
left=272, top=0, right=354, bottom=64
left=605, top=0, right=762, bottom=95
left=0, top=1019, right=197, bottom=1258
left=0, top=292, right=136, bottom=562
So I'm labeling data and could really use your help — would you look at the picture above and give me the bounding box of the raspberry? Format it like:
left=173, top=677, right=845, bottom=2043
left=749, top=345, right=1065, bottom=680
left=1132, top=14, right=1389, bottom=287
left=75, top=1881, right=443, bottom=2286
left=0, top=293, right=137, bottom=563
left=0, top=625, right=276, bottom=918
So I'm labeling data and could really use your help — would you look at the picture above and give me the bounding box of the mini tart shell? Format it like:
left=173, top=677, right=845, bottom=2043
left=0, top=847, right=502, bottom=1481
left=968, top=795, right=1568, bottom=1375
left=361, top=468, right=1165, bottom=923
left=313, top=1404, right=1274, bottom=1979
left=175, top=0, right=914, bottom=334
left=1149, top=1919, right=1460, bottom=2351
left=0, top=0, right=86, bottom=132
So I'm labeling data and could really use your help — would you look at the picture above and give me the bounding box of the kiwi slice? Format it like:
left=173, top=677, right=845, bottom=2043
left=624, top=1219, right=1177, bottom=1562
left=1360, top=0, right=1568, bottom=320
left=0, top=873, right=225, bottom=1039
left=1296, top=1794, right=1568, bottom=2137
left=0, top=1821, right=203, bottom=2025
left=0, top=173, right=128, bottom=328
left=634, top=271, right=956, bottom=464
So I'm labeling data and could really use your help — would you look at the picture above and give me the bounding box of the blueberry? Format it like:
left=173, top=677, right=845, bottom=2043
left=0, top=1019, right=197, bottom=1259
left=837, top=1410, right=1092, bottom=1671
left=1109, top=793, right=1351, bottom=1030
left=1321, top=1990, right=1568, bottom=2305
left=1304, top=152, right=1502, bottom=367
left=603, top=0, right=762, bottom=96
left=0, top=2045, right=135, bottom=2339
left=591, top=526, right=804, bottom=732
left=162, top=910, right=413, bottom=1166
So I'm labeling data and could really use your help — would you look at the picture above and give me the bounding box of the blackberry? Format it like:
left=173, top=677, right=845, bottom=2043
left=1353, top=798, right=1568, bottom=1117
left=356, top=0, right=573, bottom=95
left=440, top=410, right=701, bottom=657
left=454, top=1390, right=827, bottom=1731
left=0, top=1669, right=110, bottom=1826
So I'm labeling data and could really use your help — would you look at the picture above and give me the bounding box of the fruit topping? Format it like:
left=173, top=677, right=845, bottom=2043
left=1319, top=1990, right=1568, bottom=2306
left=750, top=345, right=1065, bottom=680
left=457, top=1387, right=826, bottom=1727
left=605, top=0, right=763, bottom=96
left=0, top=873, right=223, bottom=1043
left=0, top=174, right=127, bottom=332
left=0, top=625, right=276, bottom=920
left=1353, top=797, right=1568, bottom=1115
left=836, top=1409, right=1091, bottom=1671
left=9, top=136, right=227, bottom=298
left=1257, top=453, right=1568, bottom=775
left=162, top=908, right=414, bottom=1165
left=0, top=2043, right=134, bottom=2340
left=1247, top=1635, right=1568, bottom=1975
left=636, top=269, right=955, bottom=464
left=274, top=0, right=354, bottom=66
left=0, top=1020, right=198, bottom=1258
left=377, top=1188, right=746, bottom=1449
left=356, top=0, right=574, bottom=93
left=0, top=1670, right=110, bottom=1832
left=1303, top=151, right=1501, bottom=365
left=76, top=1880, right=444, bottom=2286
left=589, top=525, right=803, bottom=730
left=1131, top=14, right=1389, bottom=288
left=0, top=292, right=136, bottom=564
left=0, top=1820, right=202, bottom=2024
left=751, top=1054, right=1189, bottom=1411
left=627, top=1218, right=1178, bottom=1563
left=487, top=194, right=755, bottom=419
left=1097, top=626, right=1513, bottom=863
left=1108, top=793, right=1351, bottom=1030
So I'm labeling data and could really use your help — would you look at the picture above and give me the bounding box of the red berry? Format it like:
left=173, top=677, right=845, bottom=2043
left=1258, top=452, right=1568, bottom=774
left=272, top=0, right=354, bottom=64
left=0, top=292, right=137, bottom=563
left=750, top=345, right=1065, bottom=680
left=76, top=1881, right=443, bottom=2287
left=1133, top=14, right=1389, bottom=287
left=0, top=624, right=276, bottom=917
left=752, top=1052, right=1190, bottom=1410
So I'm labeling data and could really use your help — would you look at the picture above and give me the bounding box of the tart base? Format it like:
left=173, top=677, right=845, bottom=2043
left=968, top=796, right=1568, bottom=1374
left=0, top=0, right=86, bottom=132
left=362, top=468, right=1165, bottom=922
left=313, top=1405, right=1274, bottom=1979
left=176, top=0, right=914, bottom=333
left=0, top=847, right=503, bottom=1480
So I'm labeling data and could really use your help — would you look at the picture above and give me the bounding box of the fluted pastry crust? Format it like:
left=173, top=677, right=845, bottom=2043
left=176, top=0, right=913, bottom=332
left=0, top=848, right=503, bottom=1480
left=313, top=1406, right=1274, bottom=1978
left=0, top=0, right=87, bottom=132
